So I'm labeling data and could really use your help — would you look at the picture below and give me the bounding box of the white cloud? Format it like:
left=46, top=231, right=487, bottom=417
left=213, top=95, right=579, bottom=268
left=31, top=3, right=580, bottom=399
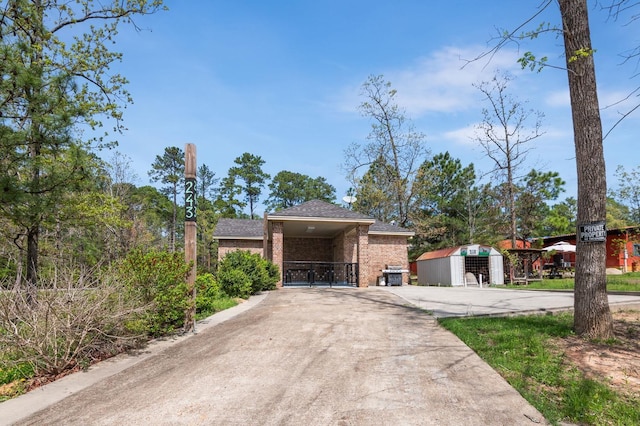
left=332, top=45, right=530, bottom=118
left=386, top=46, right=526, bottom=116
left=441, top=124, right=478, bottom=146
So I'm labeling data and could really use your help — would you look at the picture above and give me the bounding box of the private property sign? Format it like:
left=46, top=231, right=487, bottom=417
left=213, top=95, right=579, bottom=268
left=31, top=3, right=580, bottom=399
left=579, top=221, right=606, bottom=243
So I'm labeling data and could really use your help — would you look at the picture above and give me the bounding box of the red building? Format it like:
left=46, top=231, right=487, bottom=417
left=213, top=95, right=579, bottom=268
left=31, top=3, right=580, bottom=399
left=541, top=226, right=640, bottom=273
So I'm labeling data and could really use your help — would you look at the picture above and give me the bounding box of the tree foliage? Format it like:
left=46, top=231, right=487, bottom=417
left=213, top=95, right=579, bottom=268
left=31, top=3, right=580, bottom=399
left=0, top=0, right=165, bottom=292
left=148, top=146, right=184, bottom=252
left=515, top=169, right=565, bottom=242
left=228, top=152, right=270, bottom=219
left=266, top=170, right=336, bottom=212
left=613, top=165, right=640, bottom=224
left=411, top=152, right=480, bottom=251
left=352, top=156, right=397, bottom=223
left=542, top=197, right=577, bottom=236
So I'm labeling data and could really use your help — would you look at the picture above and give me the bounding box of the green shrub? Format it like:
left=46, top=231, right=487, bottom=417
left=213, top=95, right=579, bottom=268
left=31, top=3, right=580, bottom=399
left=217, top=268, right=252, bottom=299
left=216, top=250, right=279, bottom=297
left=195, top=273, right=228, bottom=315
left=119, top=249, right=191, bottom=336
left=194, top=273, right=237, bottom=319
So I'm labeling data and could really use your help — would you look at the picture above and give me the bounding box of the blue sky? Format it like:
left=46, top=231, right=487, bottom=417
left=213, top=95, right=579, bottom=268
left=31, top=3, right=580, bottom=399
left=103, top=1, right=640, bottom=214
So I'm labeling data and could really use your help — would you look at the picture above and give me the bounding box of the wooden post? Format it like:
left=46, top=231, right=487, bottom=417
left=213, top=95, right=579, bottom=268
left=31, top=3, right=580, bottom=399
left=184, top=143, right=197, bottom=333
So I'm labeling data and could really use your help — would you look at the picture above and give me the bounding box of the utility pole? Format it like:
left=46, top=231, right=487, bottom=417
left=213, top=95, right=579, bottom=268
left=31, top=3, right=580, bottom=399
left=184, top=143, right=197, bottom=333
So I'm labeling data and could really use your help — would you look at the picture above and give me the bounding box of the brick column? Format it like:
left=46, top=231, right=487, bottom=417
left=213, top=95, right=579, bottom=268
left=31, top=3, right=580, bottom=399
left=272, top=221, right=284, bottom=287
left=357, top=224, right=370, bottom=287
left=263, top=212, right=269, bottom=260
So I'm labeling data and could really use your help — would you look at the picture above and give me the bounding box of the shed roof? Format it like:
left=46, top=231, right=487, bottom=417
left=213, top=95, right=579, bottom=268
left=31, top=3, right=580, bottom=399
left=416, top=244, right=502, bottom=261
left=416, top=246, right=461, bottom=261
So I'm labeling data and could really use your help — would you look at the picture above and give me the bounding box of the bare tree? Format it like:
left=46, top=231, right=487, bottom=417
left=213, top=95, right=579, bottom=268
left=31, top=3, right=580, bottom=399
left=473, top=72, right=544, bottom=249
left=343, top=75, right=429, bottom=227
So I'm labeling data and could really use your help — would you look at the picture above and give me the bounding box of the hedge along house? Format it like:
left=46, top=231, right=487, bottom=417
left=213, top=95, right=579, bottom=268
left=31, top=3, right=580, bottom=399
left=416, top=244, right=504, bottom=287
left=213, top=200, right=414, bottom=288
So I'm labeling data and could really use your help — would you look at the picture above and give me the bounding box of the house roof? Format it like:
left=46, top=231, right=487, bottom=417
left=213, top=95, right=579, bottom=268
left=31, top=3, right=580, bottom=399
left=213, top=218, right=263, bottom=239
left=214, top=200, right=414, bottom=239
left=369, top=220, right=414, bottom=236
left=268, top=199, right=373, bottom=221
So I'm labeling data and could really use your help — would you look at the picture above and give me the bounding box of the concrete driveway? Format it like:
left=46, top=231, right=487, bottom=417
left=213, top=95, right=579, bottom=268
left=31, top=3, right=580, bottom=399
left=2, top=287, right=548, bottom=426
left=383, top=285, right=640, bottom=318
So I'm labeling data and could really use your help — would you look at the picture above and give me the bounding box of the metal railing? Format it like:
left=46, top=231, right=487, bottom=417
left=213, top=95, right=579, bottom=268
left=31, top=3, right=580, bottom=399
left=282, top=262, right=358, bottom=287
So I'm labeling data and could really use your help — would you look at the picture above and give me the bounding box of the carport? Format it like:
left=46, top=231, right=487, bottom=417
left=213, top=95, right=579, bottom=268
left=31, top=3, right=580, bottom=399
left=214, top=200, right=414, bottom=288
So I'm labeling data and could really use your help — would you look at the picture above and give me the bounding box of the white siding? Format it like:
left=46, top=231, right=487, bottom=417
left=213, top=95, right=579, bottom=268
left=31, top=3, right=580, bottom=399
left=450, top=255, right=466, bottom=286
left=489, top=255, right=504, bottom=285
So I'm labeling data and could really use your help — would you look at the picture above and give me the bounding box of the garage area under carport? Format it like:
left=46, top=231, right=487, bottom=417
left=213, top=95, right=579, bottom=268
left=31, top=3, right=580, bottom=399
left=268, top=217, right=370, bottom=287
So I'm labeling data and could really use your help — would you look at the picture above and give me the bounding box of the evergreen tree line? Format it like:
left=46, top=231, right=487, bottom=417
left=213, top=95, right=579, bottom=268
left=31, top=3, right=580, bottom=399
left=3, top=135, right=638, bottom=285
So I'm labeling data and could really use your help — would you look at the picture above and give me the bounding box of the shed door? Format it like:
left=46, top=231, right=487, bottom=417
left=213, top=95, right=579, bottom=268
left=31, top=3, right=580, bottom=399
left=464, top=256, right=490, bottom=285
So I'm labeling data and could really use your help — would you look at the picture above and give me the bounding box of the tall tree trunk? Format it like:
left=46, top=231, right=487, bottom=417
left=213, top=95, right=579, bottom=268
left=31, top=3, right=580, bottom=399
left=507, top=155, right=516, bottom=249
left=26, top=225, right=39, bottom=304
left=559, top=0, right=613, bottom=338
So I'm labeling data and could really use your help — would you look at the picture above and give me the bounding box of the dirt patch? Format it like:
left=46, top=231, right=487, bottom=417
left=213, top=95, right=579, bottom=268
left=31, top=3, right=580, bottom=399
left=555, top=309, right=640, bottom=397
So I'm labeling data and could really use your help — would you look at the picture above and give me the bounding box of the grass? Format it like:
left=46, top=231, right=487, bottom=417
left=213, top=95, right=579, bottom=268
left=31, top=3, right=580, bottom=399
left=0, top=360, right=34, bottom=402
left=439, top=313, right=640, bottom=425
left=510, top=272, right=640, bottom=292
left=195, top=296, right=238, bottom=320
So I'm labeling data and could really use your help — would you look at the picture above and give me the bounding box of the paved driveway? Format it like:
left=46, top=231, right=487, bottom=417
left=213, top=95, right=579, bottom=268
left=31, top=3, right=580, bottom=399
left=383, top=285, right=640, bottom=318
left=3, top=288, right=546, bottom=426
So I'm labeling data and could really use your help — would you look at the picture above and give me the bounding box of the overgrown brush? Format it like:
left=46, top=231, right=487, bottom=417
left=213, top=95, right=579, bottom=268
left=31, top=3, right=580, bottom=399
left=0, top=265, right=145, bottom=379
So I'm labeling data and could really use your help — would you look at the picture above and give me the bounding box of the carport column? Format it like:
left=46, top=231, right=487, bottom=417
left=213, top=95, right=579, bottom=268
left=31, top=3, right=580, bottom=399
left=272, top=221, right=284, bottom=287
left=357, top=224, right=370, bottom=287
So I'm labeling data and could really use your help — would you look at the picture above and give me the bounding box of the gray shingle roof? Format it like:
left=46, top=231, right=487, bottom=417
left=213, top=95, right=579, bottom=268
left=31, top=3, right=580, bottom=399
left=268, top=199, right=373, bottom=220
left=213, top=218, right=263, bottom=239
left=214, top=200, right=414, bottom=239
left=369, top=220, right=414, bottom=235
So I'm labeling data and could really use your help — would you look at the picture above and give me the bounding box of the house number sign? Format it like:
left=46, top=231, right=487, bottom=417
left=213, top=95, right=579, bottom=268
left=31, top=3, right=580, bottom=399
left=185, top=177, right=196, bottom=222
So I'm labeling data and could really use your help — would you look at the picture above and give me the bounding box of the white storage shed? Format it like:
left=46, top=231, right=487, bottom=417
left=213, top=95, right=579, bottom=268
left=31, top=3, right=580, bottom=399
left=416, top=244, right=504, bottom=287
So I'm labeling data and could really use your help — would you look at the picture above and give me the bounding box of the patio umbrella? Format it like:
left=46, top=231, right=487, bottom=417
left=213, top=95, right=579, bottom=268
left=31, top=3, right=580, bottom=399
left=542, top=241, right=576, bottom=253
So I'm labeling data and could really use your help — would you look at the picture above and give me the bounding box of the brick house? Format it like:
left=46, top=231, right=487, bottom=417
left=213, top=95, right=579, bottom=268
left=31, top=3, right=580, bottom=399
left=213, top=200, right=414, bottom=287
